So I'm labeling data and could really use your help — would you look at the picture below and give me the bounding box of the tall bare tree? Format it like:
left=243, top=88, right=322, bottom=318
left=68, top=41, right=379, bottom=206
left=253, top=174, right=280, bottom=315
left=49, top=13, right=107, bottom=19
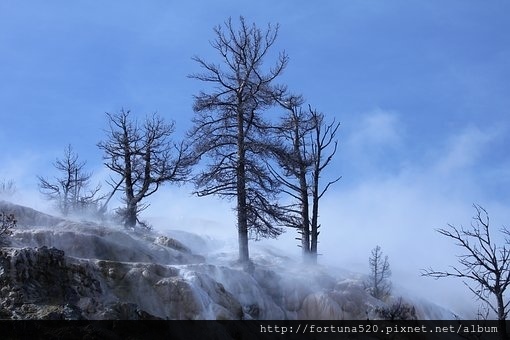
left=188, top=17, right=288, bottom=268
left=309, top=108, right=340, bottom=261
left=268, top=96, right=340, bottom=263
left=422, top=204, right=510, bottom=340
left=97, top=109, right=191, bottom=229
left=38, top=144, right=103, bottom=216
left=365, top=245, right=392, bottom=300
left=268, top=95, right=313, bottom=257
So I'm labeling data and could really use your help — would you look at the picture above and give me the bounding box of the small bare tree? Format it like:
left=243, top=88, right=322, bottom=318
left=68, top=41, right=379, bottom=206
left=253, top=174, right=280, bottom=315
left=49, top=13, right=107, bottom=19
left=365, top=245, right=392, bottom=300
left=422, top=204, right=510, bottom=340
left=0, top=179, right=16, bottom=198
left=38, top=145, right=103, bottom=216
left=0, top=212, right=16, bottom=246
left=98, top=109, right=192, bottom=229
left=375, top=297, right=416, bottom=320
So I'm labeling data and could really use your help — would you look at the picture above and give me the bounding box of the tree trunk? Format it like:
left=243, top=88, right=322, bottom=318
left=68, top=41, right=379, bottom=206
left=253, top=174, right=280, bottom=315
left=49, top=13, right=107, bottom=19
left=125, top=200, right=137, bottom=229
left=299, top=169, right=311, bottom=260
left=237, top=165, right=249, bottom=266
left=496, top=292, right=508, bottom=340
left=310, top=170, right=320, bottom=264
left=294, top=118, right=311, bottom=259
left=237, top=107, right=250, bottom=269
left=123, top=143, right=135, bottom=229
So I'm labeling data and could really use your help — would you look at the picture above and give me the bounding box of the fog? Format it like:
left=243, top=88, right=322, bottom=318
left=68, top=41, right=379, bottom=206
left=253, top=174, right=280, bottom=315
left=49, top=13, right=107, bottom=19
left=2, top=110, right=509, bottom=319
left=0, top=0, right=508, bottom=322
left=2, top=174, right=506, bottom=319
left=137, top=184, right=499, bottom=319
left=120, top=112, right=509, bottom=319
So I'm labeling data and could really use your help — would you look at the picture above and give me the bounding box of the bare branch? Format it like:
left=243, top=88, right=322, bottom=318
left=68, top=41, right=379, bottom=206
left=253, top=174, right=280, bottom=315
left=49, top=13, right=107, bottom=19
left=38, top=144, right=103, bottom=216
left=422, top=205, right=510, bottom=329
left=188, top=16, right=287, bottom=267
left=98, top=110, right=192, bottom=229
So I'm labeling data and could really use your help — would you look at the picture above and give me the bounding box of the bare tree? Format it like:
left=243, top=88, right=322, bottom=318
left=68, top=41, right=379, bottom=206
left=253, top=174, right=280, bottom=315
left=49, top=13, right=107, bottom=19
left=268, top=96, right=313, bottom=257
left=38, top=144, right=103, bottom=216
left=365, top=245, right=392, bottom=300
left=188, top=17, right=288, bottom=269
left=422, top=204, right=510, bottom=340
left=0, top=212, right=16, bottom=246
left=97, top=109, right=192, bottom=229
left=375, top=297, right=416, bottom=320
left=309, top=108, right=341, bottom=261
left=268, top=96, right=340, bottom=263
left=0, top=179, right=16, bottom=198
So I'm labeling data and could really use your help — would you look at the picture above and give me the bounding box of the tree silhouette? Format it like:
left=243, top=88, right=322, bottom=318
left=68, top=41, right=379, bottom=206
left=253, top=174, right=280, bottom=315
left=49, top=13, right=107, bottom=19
left=98, top=110, right=192, bottom=229
left=422, top=204, right=510, bottom=340
left=0, top=179, right=16, bottom=198
left=38, top=144, right=103, bottom=216
left=365, top=245, right=392, bottom=300
left=268, top=96, right=340, bottom=263
left=0, top=212, right=16, bottom=246
left=188, top=17, right=288, bottom=269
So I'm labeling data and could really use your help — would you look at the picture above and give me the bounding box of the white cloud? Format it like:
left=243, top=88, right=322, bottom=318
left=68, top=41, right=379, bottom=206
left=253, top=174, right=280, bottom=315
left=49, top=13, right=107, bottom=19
left=302, top=120, right=509, bottom=317
left=340, top=108, right=406, bottom=177
left=347, top=108, right=403, bottom=151
left=433, top=125, right=502, bottom=175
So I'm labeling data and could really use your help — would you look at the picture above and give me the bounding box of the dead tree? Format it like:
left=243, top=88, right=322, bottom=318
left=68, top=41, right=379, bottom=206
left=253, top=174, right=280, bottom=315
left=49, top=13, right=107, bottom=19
left=269, top=97, right=340, bottom=263
left=365, top=245, right=392, bottom=300
left=0, top=212, right=16, bottom=246
left=309, top=108, right=340, bottom=262
left=375, top=297, right=416, bottom=320
left=38, top=144, right=103, bottom=216
left=97, top=109, right=191, bottom=229
left=188, top=17, right=288, bottom=268
left=267, top=96, right=314, bottom=258
left=422, top=204, right=510, bottom=340
left=0, top=179, right=16, bottom=198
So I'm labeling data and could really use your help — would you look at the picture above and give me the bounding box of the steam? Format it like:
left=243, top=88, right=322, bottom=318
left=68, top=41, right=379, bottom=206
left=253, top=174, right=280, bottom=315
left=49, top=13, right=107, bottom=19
left=0, top=199, right=460, bottom=319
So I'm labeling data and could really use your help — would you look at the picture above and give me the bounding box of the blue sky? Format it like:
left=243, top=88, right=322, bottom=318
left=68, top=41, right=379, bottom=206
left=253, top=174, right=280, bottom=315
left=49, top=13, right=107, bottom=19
left=1, top=1, right=510, bottom=316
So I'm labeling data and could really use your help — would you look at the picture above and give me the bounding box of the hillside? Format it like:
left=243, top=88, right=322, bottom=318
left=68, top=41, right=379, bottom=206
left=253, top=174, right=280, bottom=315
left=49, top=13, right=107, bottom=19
left=0, top=200, right=453, bottom=320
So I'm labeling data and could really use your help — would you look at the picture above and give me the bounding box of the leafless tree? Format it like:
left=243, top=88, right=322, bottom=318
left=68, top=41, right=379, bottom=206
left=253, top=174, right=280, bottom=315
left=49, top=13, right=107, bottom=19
left=422, top=204, right=510, bottom=340
left=188, top=17, right=288, bottom=269
left=0, top=212, right=16, bottom=246
left=365, top=245, right=392, bottom=300
left=97, top=109, right=192, bottom=229
left=38, top=144, right=103, bottom=216
left=268, top=96, right=340, bottom=263
left=309, top=108, right=341, bottom=261
left=0, top=179, right=16, bottom=198
left=268, top=96, right=313, bottom=257
left=375, top=297, right=416, bottom=320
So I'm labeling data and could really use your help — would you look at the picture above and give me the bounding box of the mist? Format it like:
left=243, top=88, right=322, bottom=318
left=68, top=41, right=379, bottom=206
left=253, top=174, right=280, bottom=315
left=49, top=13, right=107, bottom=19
left=0, top=196, right=456, bottom=320
left=137, top=179, right=494, bottom=318
left=110, top=111, right=508, bottom=319
left=1, top=110, right=508, bottom=320
left=1, top=1, right=509, bottom=321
